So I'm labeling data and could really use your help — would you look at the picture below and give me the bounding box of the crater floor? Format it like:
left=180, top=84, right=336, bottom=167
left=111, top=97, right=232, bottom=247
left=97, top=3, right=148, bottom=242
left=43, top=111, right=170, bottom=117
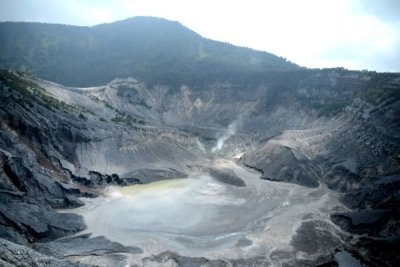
left=70, top=159, right=347, bottom=265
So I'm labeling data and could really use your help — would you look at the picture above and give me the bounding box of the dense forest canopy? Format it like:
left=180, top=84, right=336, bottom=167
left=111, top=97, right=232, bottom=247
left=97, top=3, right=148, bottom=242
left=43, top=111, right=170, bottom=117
left=0, top=16, right=298, bottom=87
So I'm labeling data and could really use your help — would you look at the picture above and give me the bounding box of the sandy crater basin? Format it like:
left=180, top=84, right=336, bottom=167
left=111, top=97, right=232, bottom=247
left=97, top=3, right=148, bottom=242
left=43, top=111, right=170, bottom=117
left=71, top=159, right=346, bottom=259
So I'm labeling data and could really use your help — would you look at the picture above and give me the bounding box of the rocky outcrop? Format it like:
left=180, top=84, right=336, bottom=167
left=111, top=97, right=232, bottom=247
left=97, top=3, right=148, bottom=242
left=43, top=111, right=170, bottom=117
left=34, top=235, right=142, bottom=258
left=0, top=237, right=88, bottom=267
left=143, top=251, right=270, bottom=267
left=123, top=168, right=187, bottom=184
left=0, top=121, right=86, bottom=245
left=208, top=167, right=246, bottom=187
left=244, top=143, right=320, bottom=187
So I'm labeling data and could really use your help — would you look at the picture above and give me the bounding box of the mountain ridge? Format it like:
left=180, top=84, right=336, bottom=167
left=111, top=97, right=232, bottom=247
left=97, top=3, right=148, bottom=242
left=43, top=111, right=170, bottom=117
left=0, top=16, right=298, bottom=87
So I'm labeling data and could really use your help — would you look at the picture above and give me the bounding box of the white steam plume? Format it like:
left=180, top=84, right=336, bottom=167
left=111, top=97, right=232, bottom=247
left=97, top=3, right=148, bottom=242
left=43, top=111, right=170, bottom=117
left=212, top=118, right=241, bottom=153
left=195, top=137, right=207, bottom=153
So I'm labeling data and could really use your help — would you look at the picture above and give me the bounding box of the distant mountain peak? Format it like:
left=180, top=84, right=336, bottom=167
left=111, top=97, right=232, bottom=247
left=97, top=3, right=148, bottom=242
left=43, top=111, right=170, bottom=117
left=0, top=17, right=298, bottom=87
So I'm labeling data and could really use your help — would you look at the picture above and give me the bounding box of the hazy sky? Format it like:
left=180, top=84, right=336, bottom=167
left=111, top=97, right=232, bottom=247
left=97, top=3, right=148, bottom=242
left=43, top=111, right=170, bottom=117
left=1, top=0, right=399, bottom=72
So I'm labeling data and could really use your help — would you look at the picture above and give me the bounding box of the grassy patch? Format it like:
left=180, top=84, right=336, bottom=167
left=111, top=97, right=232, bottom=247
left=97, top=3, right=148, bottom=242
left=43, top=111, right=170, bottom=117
left=111, top=113, right=145, bottom=125
left=0, top=70, right=93, bottom=119
left=362, top=87, right=400, bottom=106
left=0, top=69, right=74, bottom=110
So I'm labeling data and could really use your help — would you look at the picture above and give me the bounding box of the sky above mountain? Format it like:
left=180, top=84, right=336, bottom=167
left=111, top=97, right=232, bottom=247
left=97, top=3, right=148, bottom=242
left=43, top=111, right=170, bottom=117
left=1, top=0, right=399, bottom=72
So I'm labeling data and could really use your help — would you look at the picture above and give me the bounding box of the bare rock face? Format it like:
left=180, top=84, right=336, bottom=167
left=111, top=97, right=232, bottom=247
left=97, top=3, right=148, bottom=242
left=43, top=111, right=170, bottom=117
left=244, top=143, right=320, bottom=187
left=0, top=115, right=86, bottom=246
left=0, top=69, right=399, bottom=266
left=123, top=168, right=187, bottom=184
left=34, top=235, right=142, bottom=258
left=291, top=220, right=343, bottom=264
left=208, top=167, right=246, bottom=187
left=0, top=237, right=88, bottom=267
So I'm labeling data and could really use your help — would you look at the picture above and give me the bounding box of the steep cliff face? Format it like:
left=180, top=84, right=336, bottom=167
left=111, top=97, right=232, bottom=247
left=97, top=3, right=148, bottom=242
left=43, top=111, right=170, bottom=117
left=1, top=68, right=399, bottom=266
